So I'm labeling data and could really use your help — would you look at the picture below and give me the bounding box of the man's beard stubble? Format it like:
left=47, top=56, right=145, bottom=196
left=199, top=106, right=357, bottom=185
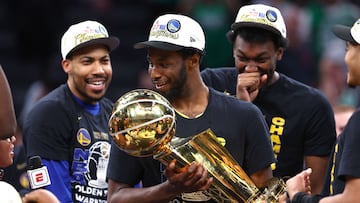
left=161, top=63, right=188, bottom=103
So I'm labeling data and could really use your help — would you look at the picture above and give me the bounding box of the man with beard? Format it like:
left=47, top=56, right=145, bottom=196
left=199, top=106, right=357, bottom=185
left=284, top=17, right=360, bottom=203
left=106, top=14, right=276, bottom=203
left=23, top=20, right=119, bottom=202
left=201, top=4, right=336, bottom=194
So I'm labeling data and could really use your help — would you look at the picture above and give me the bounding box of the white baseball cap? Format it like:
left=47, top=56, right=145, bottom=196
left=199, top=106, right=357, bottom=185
left=332, top=18, right=360, bottom=44
left=134, top=14, right=205, bottom=52
left=231, top=4, right=286, bottom=39
left=61, top=20, right=119, bottom=59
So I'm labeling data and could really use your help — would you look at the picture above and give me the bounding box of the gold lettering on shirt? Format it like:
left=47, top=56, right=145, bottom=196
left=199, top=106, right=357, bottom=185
left=329, top=143, right=338, bottom=195
left=269, top=117, right=285, bottom=170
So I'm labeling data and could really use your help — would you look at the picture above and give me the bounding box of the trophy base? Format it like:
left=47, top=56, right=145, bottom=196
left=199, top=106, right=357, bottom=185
left=154, top=130, right=287, bottom=203
left=250, top=177, right=287, bottom=203
left=154, top=130, right=261, bottom=202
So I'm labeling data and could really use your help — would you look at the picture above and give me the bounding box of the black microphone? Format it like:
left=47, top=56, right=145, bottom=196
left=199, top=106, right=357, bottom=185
left=27, top=156, right=51, bottom=189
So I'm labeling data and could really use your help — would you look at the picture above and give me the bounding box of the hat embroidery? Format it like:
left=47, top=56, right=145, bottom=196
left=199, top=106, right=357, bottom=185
left=167, top=19, right=181, bottom=33
left=149, top=20, right=179, bottom=39
left=239, top=9, right=276, bottom=27
left=74, top=25, right=107, bottom=46
left=265, top=10, right=277, bottom=22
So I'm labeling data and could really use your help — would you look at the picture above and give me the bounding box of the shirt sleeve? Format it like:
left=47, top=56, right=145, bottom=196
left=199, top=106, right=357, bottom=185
left=23, top=100, right=74, bottom=160
left=338, top=111, right=360, bottom=179
left=303, top=93, right=336, bottom=156
left=245, top=104, right=276, bottom=175
left=107, top=141, right=144, bottom=186
left=43, top=159, right=73, bottom=203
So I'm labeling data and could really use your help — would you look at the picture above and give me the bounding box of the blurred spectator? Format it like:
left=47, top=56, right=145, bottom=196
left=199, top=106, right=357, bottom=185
left=177, top=0, right=242, bottom=68
left=18, top=55, right=66, bottom=125
left=305, top=0, right=360, bottom=82
left=318, top=41, right=359, bottom=107
left=276, top=2, right=317, bottom=86
left=333, top=105, right=355, bottom=137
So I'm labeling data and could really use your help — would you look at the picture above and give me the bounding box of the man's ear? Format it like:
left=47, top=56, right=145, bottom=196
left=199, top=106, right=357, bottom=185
left=187, top=54, right=200, bottom=68
left=61, top=60, right=71, bottom=73
left=276, top=47, right=284, bottom=61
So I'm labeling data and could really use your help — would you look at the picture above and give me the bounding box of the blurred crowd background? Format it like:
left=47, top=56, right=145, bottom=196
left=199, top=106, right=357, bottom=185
left=1, top=0, right=360, bottom=124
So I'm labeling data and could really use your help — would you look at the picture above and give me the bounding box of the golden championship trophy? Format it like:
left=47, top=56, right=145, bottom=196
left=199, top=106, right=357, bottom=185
left=109, top=89, right=286, bottom=203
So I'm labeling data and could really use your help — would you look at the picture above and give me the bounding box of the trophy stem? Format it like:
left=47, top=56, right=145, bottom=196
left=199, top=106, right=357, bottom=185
left=154, top=129, right=262, bottom=202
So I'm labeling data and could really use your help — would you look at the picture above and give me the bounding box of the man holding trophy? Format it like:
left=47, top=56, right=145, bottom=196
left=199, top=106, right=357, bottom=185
left=107, top=14, right=283, bottom=203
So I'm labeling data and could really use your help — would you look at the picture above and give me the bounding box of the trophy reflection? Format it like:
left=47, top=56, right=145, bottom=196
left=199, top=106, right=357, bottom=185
left=109, top=89, right=286, bottom=202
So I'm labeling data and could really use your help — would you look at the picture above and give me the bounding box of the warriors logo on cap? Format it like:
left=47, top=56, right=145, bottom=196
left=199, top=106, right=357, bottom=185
left=167, top=19, right=181, bottom=33
left=134, top=14, right=205, bottom=52
left=266, top=10, right=278, bottom=23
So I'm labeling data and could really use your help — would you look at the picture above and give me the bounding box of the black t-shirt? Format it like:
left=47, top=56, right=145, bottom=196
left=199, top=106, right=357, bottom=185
left=23, top=84, right=113, bottom=202
left=107, top=88, right=275, bottom=202
left=201, top=67, right=336, bottom=179
left=322, top=108, right=360, bottom=196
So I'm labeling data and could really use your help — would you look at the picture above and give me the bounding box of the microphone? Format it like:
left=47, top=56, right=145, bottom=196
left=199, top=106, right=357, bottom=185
left=27, top=156, right=51, bottom=189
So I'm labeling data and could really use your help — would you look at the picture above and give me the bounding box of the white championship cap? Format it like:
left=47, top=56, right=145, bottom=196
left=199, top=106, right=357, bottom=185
left=61, top=20, right=119, bottom=59
left=231, top=4, right=286, bottom=39
left=332, top=18, right=360, bottom=44
left=134, top=14, right=205, bottom=52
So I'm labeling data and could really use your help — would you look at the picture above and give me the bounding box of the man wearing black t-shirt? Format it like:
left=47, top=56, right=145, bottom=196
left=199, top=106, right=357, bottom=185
left=23, top=20, right=119, bottom=203
left=285, top=17, right=360, bottom=203
left=201, top=4, right=336, bottom=194
left=107, top=14, right=275, bottom=203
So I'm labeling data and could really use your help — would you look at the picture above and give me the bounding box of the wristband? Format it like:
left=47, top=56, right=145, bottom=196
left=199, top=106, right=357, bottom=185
left=286, top=191, right=291, bottom=203
left=292, top=192, right=322, bottom=203
left=292, top=192, right=306, bottom=203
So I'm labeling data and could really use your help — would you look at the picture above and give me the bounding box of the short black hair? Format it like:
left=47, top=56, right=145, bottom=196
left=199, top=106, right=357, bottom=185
left=177, top=47, right=205, bottom=62
left=227, top=27, right=288, bottom=49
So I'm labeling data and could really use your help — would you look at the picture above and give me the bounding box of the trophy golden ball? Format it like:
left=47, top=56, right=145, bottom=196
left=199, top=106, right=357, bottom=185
left=109, top=89, right=176, bottom=157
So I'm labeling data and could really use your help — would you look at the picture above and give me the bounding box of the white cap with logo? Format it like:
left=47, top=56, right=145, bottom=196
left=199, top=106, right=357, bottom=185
left=231, top=4, right=286, bottom=39
left=134, top=14, right=205, bottom=52
left=332, top=18, right=360, bottom=44
left=61, top=20, right=119, bottom=59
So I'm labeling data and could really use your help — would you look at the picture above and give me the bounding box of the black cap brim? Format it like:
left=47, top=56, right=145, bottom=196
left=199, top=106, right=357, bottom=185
left=231, top=22, right=283, bottom=38
left=332, top=25, right=357, bottom=43
left=134, top=41, right=184, bottom=51
left=67, top=37, right=120, bottom=59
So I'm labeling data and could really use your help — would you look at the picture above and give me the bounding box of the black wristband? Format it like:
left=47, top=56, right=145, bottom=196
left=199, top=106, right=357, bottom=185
left=292, top=192, right=307, bottom=203
left=292, top=192, right=322, bottom=203
left=286, top=191, right=291, bottom=203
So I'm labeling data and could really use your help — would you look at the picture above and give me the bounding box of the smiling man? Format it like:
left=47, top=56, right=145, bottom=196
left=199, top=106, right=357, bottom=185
left=23, top=20, right=119, bottom=203
left=106, top=14, right=275, bottom=203
left=201, top=4, right=336, bottom=194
